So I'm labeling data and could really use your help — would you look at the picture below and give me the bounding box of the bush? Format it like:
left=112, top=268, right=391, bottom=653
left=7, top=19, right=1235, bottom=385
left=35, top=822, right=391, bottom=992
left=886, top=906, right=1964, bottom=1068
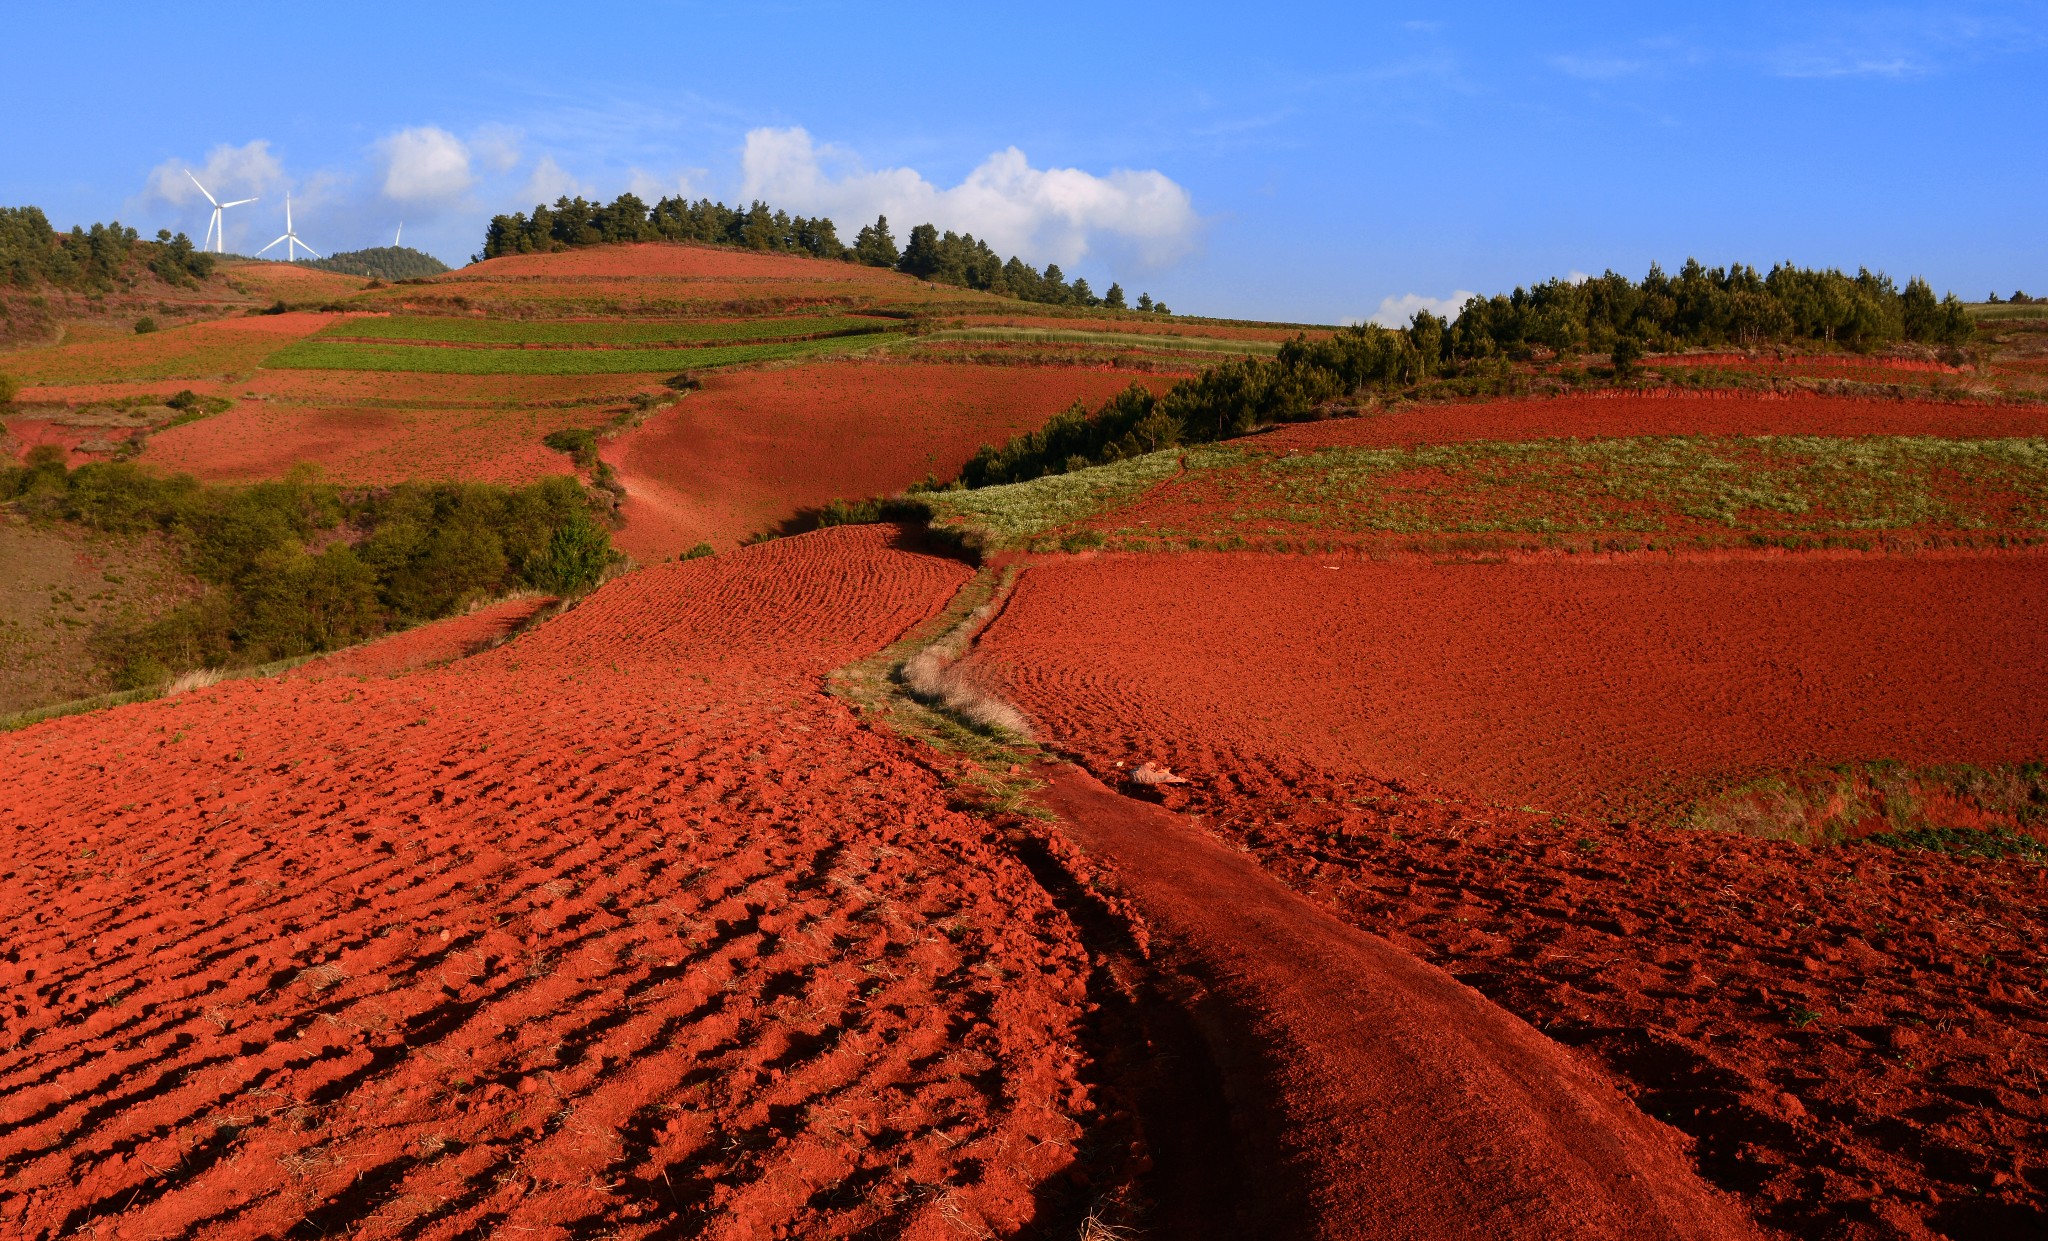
left=0, top=372, right=16, bottom=404
left=133, top=316, right=158, bottom=334
left=542, top=427, right=599, bottom=468
left=681, top=542, right=715, bottom=561
left=5, top=456, right=618, bottom=685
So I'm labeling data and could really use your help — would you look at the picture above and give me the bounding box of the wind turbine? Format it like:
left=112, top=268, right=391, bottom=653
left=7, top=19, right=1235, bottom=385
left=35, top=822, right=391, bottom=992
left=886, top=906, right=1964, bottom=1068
left=258, top=195, right=321, bottom=261
left=185, top=170, right=257, bottom=254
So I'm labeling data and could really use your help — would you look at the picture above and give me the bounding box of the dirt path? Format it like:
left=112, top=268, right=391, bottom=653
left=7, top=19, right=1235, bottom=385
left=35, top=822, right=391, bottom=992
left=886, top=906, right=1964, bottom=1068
left=1034, top=763, right=1759, bottom=1241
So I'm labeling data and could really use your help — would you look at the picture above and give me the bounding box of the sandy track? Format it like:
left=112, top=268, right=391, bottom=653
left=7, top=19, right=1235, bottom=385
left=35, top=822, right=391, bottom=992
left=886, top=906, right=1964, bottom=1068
left=1035, top=764, right=1755, bottom=1240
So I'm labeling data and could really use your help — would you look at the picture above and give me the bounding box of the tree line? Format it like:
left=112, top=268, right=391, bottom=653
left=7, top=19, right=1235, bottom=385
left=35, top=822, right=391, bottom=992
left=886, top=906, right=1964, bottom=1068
left=477, top=193, right=1167, bottom=312
left=2, top=206, right=215, bottom=291
left=302, top=245, right=451, bottom=282
left=1, top=451, right=615, bottom=689
left=960, top=260, right=1977, bottom=488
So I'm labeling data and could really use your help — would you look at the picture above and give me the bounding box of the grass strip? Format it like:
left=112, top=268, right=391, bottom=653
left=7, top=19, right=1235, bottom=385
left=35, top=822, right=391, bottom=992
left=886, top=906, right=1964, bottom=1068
left=263, top=333, right=883, bottom=375
left=318, top=313, right=896, bottom=346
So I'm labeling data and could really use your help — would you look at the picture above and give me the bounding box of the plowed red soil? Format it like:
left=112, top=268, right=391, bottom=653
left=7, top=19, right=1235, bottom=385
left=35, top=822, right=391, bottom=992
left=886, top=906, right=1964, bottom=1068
left=605, top=362, right=1175, bottom=558
left=1259, top=392, right=2048, bottom=451
left=0, top=528, right=1098, bottom=1240
left=970, top=552, right=2048, bottom=818
left=966, top=550, right=2048, bottom=1239
left=7, top=314, right=339, bottom=386
left=285, top=596, right=554, bottom=680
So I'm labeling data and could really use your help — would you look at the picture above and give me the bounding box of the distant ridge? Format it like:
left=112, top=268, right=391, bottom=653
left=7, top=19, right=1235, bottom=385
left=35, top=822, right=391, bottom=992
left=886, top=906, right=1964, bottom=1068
left=298, top=245, right=450, bottom=281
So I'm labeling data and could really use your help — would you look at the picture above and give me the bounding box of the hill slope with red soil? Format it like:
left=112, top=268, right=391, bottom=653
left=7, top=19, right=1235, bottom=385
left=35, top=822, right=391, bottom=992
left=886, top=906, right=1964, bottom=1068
left=606, top=361, right=1176, bottom=557
left=965, top=549, right=2048, bottom=1238
left=968, top=551, right=2048, bottom=820
left=1258, top=391, right=2048, bottom=451
left=0, top=528, right=1098, bottom=1240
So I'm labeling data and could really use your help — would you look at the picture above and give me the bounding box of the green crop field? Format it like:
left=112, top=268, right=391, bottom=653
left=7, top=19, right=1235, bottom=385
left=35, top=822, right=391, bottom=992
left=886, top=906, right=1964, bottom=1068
left=920, top=435, right=2048, bottom=548
left=318, top=314, right=898, bottom=346
left=262, top=333, right=890, bottom=376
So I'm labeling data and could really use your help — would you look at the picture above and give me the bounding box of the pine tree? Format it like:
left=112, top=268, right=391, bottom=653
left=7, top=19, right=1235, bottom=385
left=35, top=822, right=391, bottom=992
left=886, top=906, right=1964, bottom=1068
left=1104, top=282, right=1127, bottom=310
left=853, top=215, right=899, bottom=267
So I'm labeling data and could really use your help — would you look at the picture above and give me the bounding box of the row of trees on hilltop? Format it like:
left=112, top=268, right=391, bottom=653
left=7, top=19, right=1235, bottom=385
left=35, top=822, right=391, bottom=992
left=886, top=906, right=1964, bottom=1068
left=2, top=206, right=216, bottom=291
left=1446, top=260, right=1973, bottom=357
left=476, top=193, right=1167, bottom=312
left=960, top=260, right=1977, bottom=488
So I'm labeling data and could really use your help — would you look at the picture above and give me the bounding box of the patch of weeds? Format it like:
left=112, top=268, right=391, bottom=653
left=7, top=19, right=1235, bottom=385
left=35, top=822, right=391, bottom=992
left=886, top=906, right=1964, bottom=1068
left=1865, top=825, right=2047, bottom=863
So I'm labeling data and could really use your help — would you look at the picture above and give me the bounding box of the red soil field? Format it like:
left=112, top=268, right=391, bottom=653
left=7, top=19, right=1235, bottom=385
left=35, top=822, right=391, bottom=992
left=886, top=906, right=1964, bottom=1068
left=605, top=361, right=1177, bottom=558
left=219, top=262, right=371, bottom=302
left=1258, top=391, right=2048, bottom=450
left=446, top=244, right=920, bottom=284
left=1652, top=352, right=1969, bottom=377
left=968, top=551, right=2048, bottom=819
left=137, top=372, right=659, bottom=485
left=285, top=596, right=555, bottom=680
left=0, top=527, right=1098, bottom=1240
left=5, top=313, right=339, bottom=386
left=966, top=550, right=2048, bottom=1237
left=939, top=314, right=1322, bottom=343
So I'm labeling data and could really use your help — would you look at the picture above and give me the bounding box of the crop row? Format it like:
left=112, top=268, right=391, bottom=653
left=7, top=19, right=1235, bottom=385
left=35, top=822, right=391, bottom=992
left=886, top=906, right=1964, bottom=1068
left=262, top=333, right=888, bottom=376
left=317, top=313, right=898, bottom=347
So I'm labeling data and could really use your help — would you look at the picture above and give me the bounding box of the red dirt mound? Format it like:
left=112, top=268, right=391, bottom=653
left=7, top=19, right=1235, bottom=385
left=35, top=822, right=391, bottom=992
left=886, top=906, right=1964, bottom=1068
left=0, top=528, right=1096, bottom=1240
left=605, top=361, right=1175, bottom=558
left=968, top=550, right=2048, bottom=1238
left=1258, top=392, right=2048, bottom=451
left=285, top=596, right=554, bottom=680
left=968, top=551, right=2048, bottom=819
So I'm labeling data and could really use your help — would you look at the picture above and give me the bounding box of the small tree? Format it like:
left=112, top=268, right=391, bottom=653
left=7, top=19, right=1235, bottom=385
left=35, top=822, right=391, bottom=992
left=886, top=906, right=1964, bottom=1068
left=1611, top=334, right=1643, bottom=378
left=853, top=215, right=899, bottom=267
left=1104, top=282, right=1127, bottom=310
left=1136, top=292, right=1154, bottom=313
left=0, top=372, right=18, bottom=405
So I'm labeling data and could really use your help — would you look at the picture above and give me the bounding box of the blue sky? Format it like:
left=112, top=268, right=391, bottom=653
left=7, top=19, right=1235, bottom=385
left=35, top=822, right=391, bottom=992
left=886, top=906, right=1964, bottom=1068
left=4, top=1, right=2042, bottom=323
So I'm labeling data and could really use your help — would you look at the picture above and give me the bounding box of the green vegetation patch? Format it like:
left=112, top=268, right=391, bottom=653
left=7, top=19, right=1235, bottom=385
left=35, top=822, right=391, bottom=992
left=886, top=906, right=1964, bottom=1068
left=930, top=434, right=2048, bottom=548
left=1682, top=760, right=2048, bottom=861
left=920, top=446, right=1243, bottom=546
left=1, top=447, right=617, bottom=690
left=263, top=332, right=885, bottom=376
left=319, top=313, right=897, bottom=347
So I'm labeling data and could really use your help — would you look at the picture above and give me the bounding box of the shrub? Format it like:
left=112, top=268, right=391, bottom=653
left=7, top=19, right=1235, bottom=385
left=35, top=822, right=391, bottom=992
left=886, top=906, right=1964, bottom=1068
left=133, top=316, right=158, bottom=334
left=681, top=542, right=715, bottom=561
left=529, top=510, right=614, bottom=594
left=542, top=427, right=599, bottom=468
left=0, top=372, right=17, bottom=404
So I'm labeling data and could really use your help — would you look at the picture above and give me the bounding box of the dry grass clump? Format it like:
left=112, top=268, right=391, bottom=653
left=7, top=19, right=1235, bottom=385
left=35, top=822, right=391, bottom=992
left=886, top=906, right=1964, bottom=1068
left=895, top=602, right=1031, bottom=738
left=164, top=667, right=230, bottom=696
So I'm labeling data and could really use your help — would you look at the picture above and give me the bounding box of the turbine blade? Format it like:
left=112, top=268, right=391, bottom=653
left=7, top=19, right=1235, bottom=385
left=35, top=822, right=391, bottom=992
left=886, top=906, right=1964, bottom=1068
left=258, top=235, right=287, bottom=255
left=299, top=243, right=321, bottom=259
left=221, top=198, right=258, bottom=208
left=185, top=169, right=220, bottom=207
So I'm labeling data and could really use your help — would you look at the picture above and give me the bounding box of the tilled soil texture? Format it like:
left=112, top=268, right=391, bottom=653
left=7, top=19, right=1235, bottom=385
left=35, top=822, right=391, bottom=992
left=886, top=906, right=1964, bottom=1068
left=5, top=313, right=340, bottom=386
left=605, top=361, right=1176, bottom=558
left=1260, top=392, right=2048, bottom=451
left=966, top=551, right=2048, bottom=1239
left=366, top=243, right=993, bottom=316
left=968, top=552, right=2048, bottom=820
left=283, top=596, right=556, bottom=680
left=0, top=527, right=1097, bottom=1241
left=130, top=370, right=663, bottom=486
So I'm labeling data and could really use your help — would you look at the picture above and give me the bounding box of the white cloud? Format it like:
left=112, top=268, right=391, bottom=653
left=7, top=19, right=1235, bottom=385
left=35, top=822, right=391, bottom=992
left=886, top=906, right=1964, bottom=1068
left=1354, top=290, right=1480, bottom=329
left=738, top=126, right=1200, bottom=269
left=378, top=127, right=474, bottom=204
left=145, top=140, right=286, bottom=205
left=520, top=155, right=595, bottom=206
left=471, top=124, right=524, bottom=174
left=626, top=166, right=704, bottom=202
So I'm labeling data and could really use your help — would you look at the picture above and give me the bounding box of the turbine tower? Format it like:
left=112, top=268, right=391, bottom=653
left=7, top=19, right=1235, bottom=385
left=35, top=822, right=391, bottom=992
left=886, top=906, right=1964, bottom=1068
left=258, top=195, right=321, bottom=261
left=185, top=170, right=257, bottom=255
